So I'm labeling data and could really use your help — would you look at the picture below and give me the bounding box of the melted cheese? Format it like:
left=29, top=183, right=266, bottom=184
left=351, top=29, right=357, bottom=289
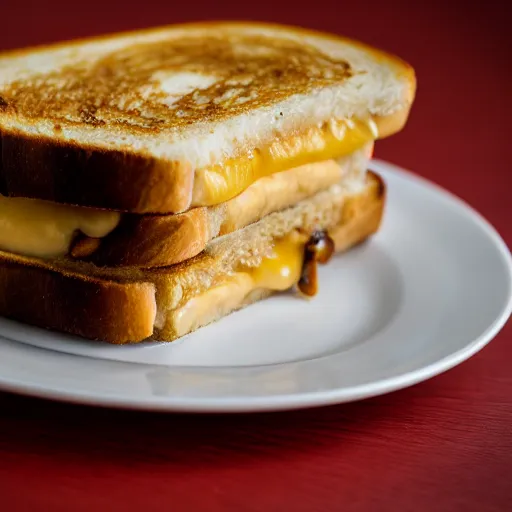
left=192, top=118, right=378, bottom=206
left=172, top=274, right=255, bottom=337
left=246, top=232, right=306, bottom=290
left=172, top=233, right=306, bottom=336
left=0, top=195, right=121, bottom=258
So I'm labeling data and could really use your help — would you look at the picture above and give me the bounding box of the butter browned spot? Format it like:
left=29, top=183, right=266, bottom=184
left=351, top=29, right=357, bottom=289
left=298, top=230, right=335, bottom=296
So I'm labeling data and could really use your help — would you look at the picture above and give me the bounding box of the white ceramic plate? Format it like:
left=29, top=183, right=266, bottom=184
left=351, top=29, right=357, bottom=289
left=0, top=160, right=510, bottom=413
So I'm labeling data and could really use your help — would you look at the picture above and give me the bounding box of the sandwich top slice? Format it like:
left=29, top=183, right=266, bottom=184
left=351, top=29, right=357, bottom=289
left=0, top=21, right=415, bottom=215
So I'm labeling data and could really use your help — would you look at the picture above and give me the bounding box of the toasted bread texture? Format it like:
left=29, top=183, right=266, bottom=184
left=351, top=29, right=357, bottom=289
left=0, top=172, right=385, bottom=344
left=0, top=22, right=414, bottom=212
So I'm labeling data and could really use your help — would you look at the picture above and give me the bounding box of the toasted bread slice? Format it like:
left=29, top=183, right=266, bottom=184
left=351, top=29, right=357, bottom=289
left=71, top=145, right=371, bottom=267
left=0, top=22, right=414, bottom=212
left=0, top=172, right=384, bottom=344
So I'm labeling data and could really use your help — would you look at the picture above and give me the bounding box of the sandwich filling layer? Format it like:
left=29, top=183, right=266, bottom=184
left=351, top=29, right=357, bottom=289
left=0, top=196, right=121, bottom=258
left=192, top=117, right=377, bottom=206
left=0, top=146, right=371, bottom=262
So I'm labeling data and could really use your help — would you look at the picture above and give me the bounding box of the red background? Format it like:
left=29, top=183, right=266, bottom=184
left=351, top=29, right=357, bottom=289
left=0, top=1, right=511, bottom=510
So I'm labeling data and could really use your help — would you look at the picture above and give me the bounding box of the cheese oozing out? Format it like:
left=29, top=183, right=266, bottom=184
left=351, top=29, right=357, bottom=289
left=171, top=232, right=307, bottom=337
left=192, top=118, right=378, bottom=206
left=0, top=195, right=121, bottom=258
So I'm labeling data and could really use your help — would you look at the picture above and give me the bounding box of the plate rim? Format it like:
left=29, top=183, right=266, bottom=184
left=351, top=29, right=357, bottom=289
left=0, top=159, right=510, bottom=413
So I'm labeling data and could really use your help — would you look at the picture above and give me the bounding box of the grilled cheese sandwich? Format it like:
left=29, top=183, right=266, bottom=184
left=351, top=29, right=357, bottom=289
left=0, top=22, right=415, bottom=344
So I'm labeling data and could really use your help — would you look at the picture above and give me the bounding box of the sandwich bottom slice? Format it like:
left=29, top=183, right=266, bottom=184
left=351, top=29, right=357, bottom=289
left=0, top=171, right=385, bottom=344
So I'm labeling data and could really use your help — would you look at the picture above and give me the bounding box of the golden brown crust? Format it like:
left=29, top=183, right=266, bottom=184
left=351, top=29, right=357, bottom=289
left=83, top=207, right=210, bottom=268
left=2, top=34, right=354, bottom=132
left=0, top=252, right=156, bottom=343
left=0, top=21, right=415, bottom=86
left=0, top=132, right=193, bottom=213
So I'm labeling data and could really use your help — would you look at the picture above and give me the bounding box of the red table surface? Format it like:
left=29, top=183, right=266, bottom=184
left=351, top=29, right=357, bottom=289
left=0, top=1, right=511, bottom=511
